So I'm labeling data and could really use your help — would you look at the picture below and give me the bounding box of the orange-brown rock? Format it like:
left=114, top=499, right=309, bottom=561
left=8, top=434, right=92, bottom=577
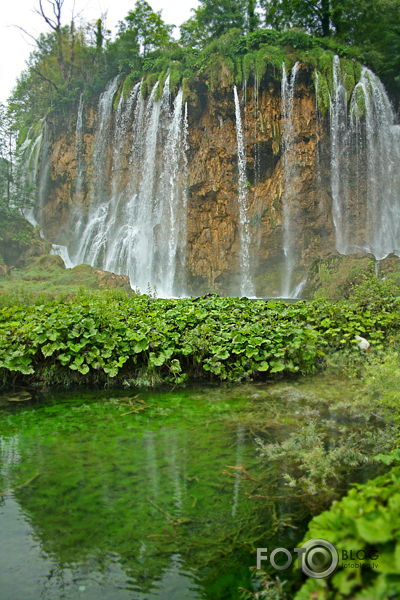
left=37, top=68, right=341, bottom=296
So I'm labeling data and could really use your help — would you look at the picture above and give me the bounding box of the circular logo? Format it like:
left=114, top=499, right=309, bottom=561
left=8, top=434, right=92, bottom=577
left=300, top=538, right=339, bottom=579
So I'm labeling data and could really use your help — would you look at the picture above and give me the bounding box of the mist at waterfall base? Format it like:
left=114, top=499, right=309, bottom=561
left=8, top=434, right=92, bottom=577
left=24, top=57, right=400, bottom=299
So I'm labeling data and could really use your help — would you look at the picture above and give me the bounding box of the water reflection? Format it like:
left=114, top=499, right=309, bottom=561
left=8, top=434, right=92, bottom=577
left=0, top=389, right=267, bottom=599
left=0, top=379, right=380, bottom=599
left=0, top=496, right=201, bottom=599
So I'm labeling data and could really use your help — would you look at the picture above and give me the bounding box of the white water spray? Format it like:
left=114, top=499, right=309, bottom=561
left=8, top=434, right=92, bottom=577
left=329, top=57, right=400, bottom=258
left=70, top=76, right=188, bottom=296
left=234, top=85, right=255, bottom=297
left=281, top=61, right=299, bottom=298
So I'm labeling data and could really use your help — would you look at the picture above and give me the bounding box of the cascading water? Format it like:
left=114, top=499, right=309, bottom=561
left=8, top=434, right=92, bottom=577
left=329, top=57, right=400, bottom=258
left=280, top=61, right=299, bottom=298
left=233, top=85, right=255, bottom=297
left=50, top=244, right=73, bottom=268
left=21, top=122, right=46, bottom=227
left=70, top=76, right=188, bottom=296
left=154, top=88, right=187, bottom=295
left=71, top=76, right=120, bottom=265
left=351, top=67, right=400, bottom=258
left=330, top=56, right=351, bottom=253
left=75, top=94, right=84, bottom=203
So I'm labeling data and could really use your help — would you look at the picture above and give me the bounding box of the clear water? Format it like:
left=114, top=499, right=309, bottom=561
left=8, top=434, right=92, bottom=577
left=0, top=378, right=379, bottom=599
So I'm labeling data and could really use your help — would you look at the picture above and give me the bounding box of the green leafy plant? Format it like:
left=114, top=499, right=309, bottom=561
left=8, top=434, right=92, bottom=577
left=0, top=288, right=398, bottom=389
left=294, top=464, right=400, bottom=599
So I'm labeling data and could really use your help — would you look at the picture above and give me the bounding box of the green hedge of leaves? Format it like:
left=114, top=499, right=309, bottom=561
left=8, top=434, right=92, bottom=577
left=0, top=293, right=399, bottom=388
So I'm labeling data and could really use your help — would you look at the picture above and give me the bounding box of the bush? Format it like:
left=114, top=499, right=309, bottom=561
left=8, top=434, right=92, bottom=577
left=294, top=463, right=400, bottom=600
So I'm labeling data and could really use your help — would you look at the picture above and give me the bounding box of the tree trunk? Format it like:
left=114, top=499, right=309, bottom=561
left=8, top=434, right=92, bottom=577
left=248, top=0, right=257, bottom=33
left=321, top=0, right=331, bottom=37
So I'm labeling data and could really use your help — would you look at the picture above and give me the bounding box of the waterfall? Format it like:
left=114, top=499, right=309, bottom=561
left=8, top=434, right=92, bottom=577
left=155, top=88, right=186, bottom=296
left=21, top=120, right=48, bottom=228
left=292, top=278, right=307, bottom=299
left=233, top=85, right=255, bottom=297
left=75, top=94, right=84, bottom=203
left=70, top=76, right=188, bottom=296
left=351, top=68, right=400, bottom=258
left=23, top=133, right=42, bottom=227
left=329, top=57, right=400, bottom=259
left=71, top=76, right=120, bottom=265
left=330, top=56, right=351, bottom=253
left=281, top=61, right=299, bottom=298
left=50, top=244, right=73, bottom=268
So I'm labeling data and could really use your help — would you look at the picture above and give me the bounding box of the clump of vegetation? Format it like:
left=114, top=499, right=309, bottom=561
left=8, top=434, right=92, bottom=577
left=294, top=460, right=400, bottom=600
left=349, top=270, right=400, bottom=309
left=0, top=283, right=399, bottom=389
left=240, top=570, right=289, bottom=599
left=255, top=420, right=370, bottom=498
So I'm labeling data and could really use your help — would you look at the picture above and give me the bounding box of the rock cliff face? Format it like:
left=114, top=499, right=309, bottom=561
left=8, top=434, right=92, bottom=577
left=184, top=66, right=334, bottom=296
left=30, top=64, right=381, bottom=297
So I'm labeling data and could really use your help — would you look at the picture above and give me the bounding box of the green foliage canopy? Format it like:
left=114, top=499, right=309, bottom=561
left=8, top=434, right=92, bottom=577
left=117, top=0, right=174, bottom=57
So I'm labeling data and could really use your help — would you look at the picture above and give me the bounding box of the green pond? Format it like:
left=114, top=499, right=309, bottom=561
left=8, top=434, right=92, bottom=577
left=0, top=377, right=381, bottom=600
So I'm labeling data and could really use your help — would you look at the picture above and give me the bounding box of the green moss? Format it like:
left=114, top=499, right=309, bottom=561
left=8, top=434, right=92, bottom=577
left=353, top=84, right=366, bottom=117
left=182, top=77, right=190, bottom=103
left=242, top=52, right=255, bottom=83
left=34, top=120, right=43, bottom=138
left=17, top=125, right=29, bottom=147
left=315, top=70, right=330, bottom=115
left=283, top=54, right=298, bottom=75
left=169, top=67, right=182, bottom=95
left=122, top=73, right=137, bottom=100
left=234, top=56, right=242, bottom=86
left=318, top=51, right=334, bottom=91
left=207, top=54, right=234, bottom=90
left=113, top=84, right=123, bottom=111
left=341, top=57, right=356, bottom=98
left=143, top=73, right=158, bottom=98
left=354, top=60, right=362, bottom=83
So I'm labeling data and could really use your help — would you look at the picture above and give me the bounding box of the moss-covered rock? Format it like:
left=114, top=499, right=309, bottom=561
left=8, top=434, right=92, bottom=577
left=0, top=215, right=51, bottom=269
left=304, top=252, right=400, bottom=301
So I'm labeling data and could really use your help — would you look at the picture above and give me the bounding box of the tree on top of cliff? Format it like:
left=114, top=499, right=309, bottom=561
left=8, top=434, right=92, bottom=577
left=180, top=0, right=260, bottom=47
left=261, top=0, right=335, bottom=37
left=117, top=0, right=174, bottom=56
left=261, top=0, right=400, bottom=45
left=260, top=0, right=400, bottom=99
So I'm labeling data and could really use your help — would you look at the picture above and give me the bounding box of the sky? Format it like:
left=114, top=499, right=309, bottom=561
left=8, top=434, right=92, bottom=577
left=0, top=0, right=199, bottom=104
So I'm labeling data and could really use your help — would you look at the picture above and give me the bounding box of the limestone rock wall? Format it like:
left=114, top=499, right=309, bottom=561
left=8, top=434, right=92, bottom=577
left=36, top=66, right=339, bottom=297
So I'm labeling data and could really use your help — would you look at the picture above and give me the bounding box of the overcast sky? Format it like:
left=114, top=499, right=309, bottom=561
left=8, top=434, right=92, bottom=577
left=0, top=0, right=199, bottom=104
